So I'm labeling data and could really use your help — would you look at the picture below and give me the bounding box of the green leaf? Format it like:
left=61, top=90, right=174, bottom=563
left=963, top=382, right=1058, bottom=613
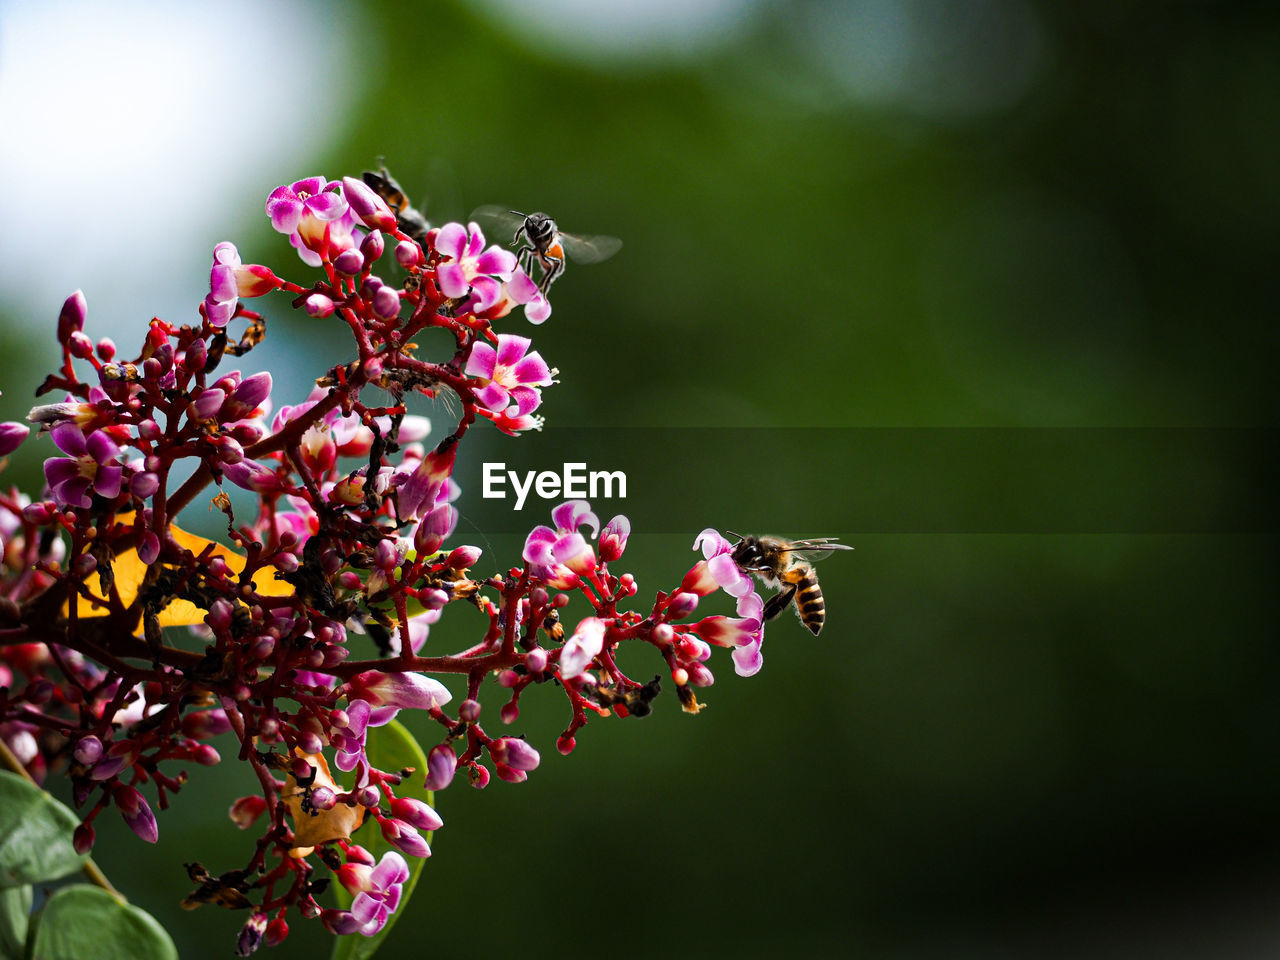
left=0, top=886, right=32, bottom=960
left=26, top=885, right=177, bottom=960
left=0, top=772, right=87, bottom=888
left=329, top=719, right=434, bottom=960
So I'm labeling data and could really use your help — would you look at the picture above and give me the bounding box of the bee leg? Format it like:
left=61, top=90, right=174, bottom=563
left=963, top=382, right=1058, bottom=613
left=536, top=253, right=565, bottom=294
left=762, top=584, right=797, bottom=622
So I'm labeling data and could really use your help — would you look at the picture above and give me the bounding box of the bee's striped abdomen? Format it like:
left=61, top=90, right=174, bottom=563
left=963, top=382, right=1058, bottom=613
left=793, top=567, right=826, bottom=636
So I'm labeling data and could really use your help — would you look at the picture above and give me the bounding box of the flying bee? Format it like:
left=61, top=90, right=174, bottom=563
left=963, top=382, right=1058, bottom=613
left=362, top=163, right=430, bottom=244
left=728, top=534, right=853, bottom=636
left=469, top=206, right=621, bottom=294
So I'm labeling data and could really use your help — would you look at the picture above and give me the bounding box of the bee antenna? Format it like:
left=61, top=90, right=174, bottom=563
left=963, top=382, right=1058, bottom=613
left=725, top=530, right=744, bottom=543
left=509, top=209, right=527, bottom=217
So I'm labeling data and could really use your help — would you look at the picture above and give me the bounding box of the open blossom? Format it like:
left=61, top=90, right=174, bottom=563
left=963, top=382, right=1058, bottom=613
left=464, top=334, right=554, bottom=416
left=266, top=176, right=347, bottom=235
left=333, top=851, right=409, bottom=936
left=43, top=422, right=122, bottom=508
left=523, top=500, right=601, bottom=588
left=434, top=222, right=517, bottom=298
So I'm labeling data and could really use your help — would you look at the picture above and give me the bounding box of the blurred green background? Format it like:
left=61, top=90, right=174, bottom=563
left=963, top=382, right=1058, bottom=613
left=2, top=0, right=1277, bottom=957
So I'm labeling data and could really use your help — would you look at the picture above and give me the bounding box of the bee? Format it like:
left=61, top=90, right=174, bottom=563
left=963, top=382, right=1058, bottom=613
left=728, top=534, right=852, bottom=636
left=469, top=206, right=621, bottom=294
left=362, top=163, right=430, bottom=244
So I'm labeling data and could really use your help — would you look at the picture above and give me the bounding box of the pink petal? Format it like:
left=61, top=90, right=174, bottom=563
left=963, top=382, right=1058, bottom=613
left=506, top=385, right=541, bottom=417
left=464, top=342, right=497, bottom=379
left=50, top=422, right=87, bottom=456
left=695, top=528, right=731, bottom=559
left=512, top=352, right=551, bottom=386
left=435, top=223, right=467, bottom=261
left=473, top=382, right=510, bottom=412
left=475, top=247, right=517, bottom=276
left=495, top=335, right=531, bottom=368
left=436, top=262, right=469, bottom=299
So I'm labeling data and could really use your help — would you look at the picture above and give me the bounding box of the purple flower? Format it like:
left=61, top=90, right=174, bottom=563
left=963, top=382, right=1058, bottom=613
left=598, top=515, right=631, bottom=562
left=463, top=334, right=554, bottom=416
left=43, top=423, right=122, bottom=508
left=522, top=500, right=601, bottom=588
left=332, top=698, right=372, bottom=773
left=266, top=176, right=348, bottom=235
left=347, top=670, right=452, bottom=719
left=336, top=851, right=410, bottom=936
left=434, top=222, right=517, bottom=299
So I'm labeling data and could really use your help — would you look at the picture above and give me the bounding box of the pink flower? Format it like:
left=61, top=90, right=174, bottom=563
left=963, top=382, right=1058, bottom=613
left=266, top=176, right=348, bottom=235
left=43, top=423, right=122, bottom=508
left=434, top=222, right=517, bottom=298
left=522, top=500, right=601, bottom=588
left=0, top=422, right=29, bottom=456
left=335, top=851, right=410, bottom=936
left=463, top=335, right=554, bottom=416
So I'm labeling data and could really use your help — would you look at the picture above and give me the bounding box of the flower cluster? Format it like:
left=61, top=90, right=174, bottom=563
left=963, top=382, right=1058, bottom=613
left=0, top=171, right=783, bottom=955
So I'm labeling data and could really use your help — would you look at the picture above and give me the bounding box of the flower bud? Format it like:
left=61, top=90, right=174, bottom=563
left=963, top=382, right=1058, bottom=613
left=372, top=285, right=401, bottom=319
left=73, top=822, right=95, bottom=855
left=599, top=515, right=631, bottom=562
left=264, top=917, right=289, bottom=947
left=68, top=331, right=94, bottom=359
left=458, top=699, right=481, bottom=722
left=113, top=784, right=158, bottom=843
left=379, top=819, right=431, bottom=858
left=0, top=422, right=29, bottom=457
left=96, top=337, right=116, bottom=361
left=305, top=293, right=336, bottom=317
left=389, top=795, right=443, bottom=832
left=73, top=736, right=103, bottom=766
left=395, top=240, right=422, bottom=268
left=58, top=290, right=87, bottom=343
left=445, top=545, right=481, bottom=569
left=361, top=230, right=385, bottom=263
left=490, top=736, right=540, bottom=772
left=556, top=734, right=576, bottom=756
left=526, top=648, right=548, bottom=674
left=341, top=176, right=398, bottom=232
left=667, top=592, right=699, bottom=620
left=333, top=249, right=364, bottom=276
left=469, top=764, right=490, bottom=789
left=500, top=702, right=519, bottom=724
left=424, top=744, right=457, bottom=791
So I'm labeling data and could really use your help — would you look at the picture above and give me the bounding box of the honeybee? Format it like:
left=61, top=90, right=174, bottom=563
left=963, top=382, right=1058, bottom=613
left=362, top=163, right=430, bottom=244
left=728, top=534, right=852, bottom=636
left=469, top=206, right=621, bottom=294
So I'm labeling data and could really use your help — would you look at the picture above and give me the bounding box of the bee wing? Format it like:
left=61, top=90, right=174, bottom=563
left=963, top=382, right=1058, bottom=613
left=468, top=205, right=528, bottom=244
left=786, top=539, right=854, bottom=563
left=558, top=231, right=622, bottom=265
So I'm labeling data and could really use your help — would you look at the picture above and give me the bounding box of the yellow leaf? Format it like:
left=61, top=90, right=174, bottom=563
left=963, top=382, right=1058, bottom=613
left=69, top=513, right=293, bottom=628
left=281, top=750, right=366, bottom=850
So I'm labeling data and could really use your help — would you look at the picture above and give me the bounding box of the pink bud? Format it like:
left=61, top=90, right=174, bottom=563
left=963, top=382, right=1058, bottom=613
left=445, top=544, right=481, bottom=569
left=333, top=249, right=364, bottom=276
left=361, top=230, right=385, bottom=263
left=265, top=917, right=289, bottom=947
left=379, top=819, right=431, bottom=858
left=73, top=735, right=103, bottom=766
left=389, top=795, right=443, bottom=832
left=526, top=648, right=548, bottom=674
left=58, top=290, right=87, bottom=342
left=305, top=293, right=336, bottom=317
left=96, top=337, right=116, bottom=361
left=458, top=699, right=481, bottom=722
left=372, top=285, right=401, bottom=319
left=490, top=737, right=540, bottom=772
left=599, top=515, right=631, bottom=562
left=556, top=734, right=576, bottom=756
left=494, top=762, right=527, bottom=784
left=424, top=744, right=457, bottom=791
left=395, top=240, right=422, bottom=267
left=667, top=592, right=699, bottom=620
left=0, top=422, right=29, bottom=457
left=341, top=176, right=398, bottom=232
left=114, top=784, right=158, bottom=843
left=469, top=764, right=490, bottom=789
left=559, top=617, right=606, bottom=679
left=500, top=702, right=519, bottom=724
